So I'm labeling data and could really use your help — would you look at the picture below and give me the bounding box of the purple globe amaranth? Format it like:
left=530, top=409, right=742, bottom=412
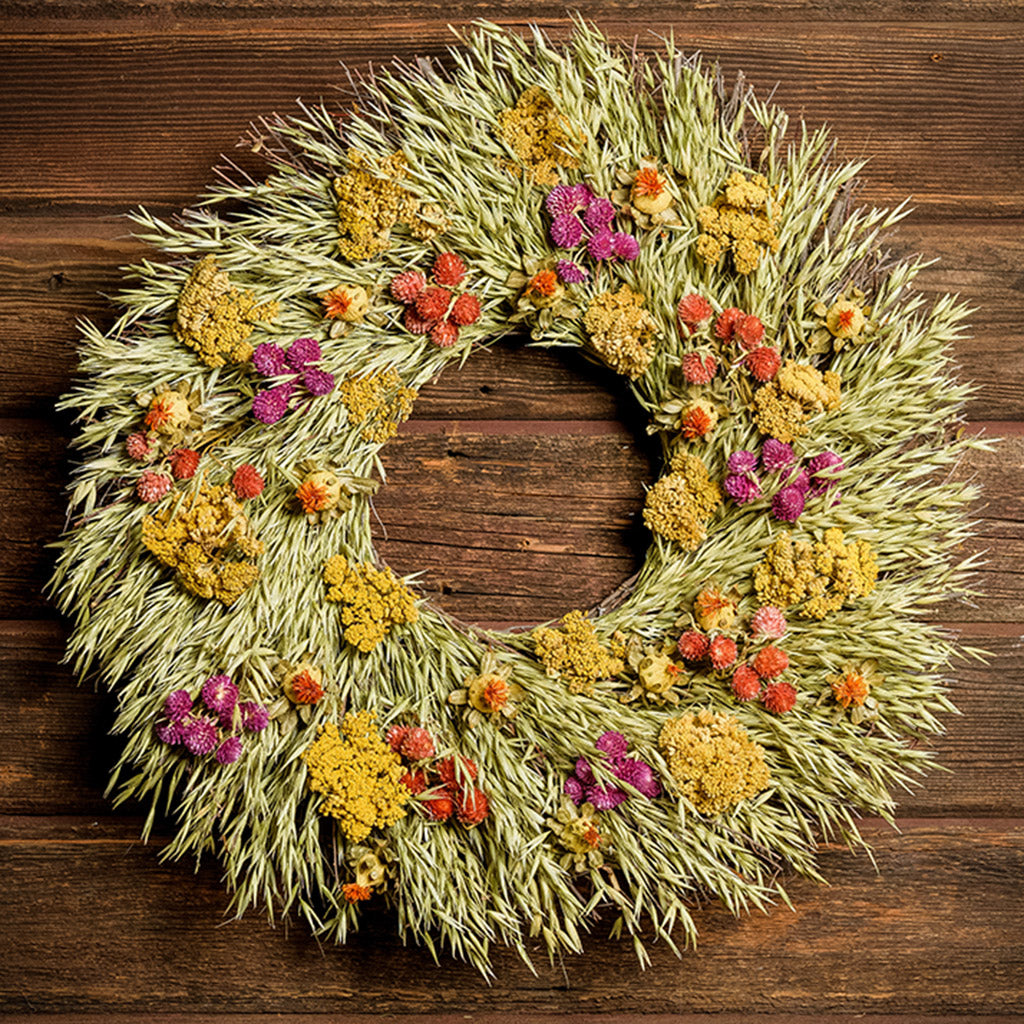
left=182, top=716, right=219, bottom=756
left=574, top=757, right=595, bottom=785
left=586, top=783, right=628, bottom=810
left=586, top=229, right=615, bottom=260
left=549, top=213, right=584, bottom=249
left=252, top=382, right=295, bottom=424
left=545, top=183, right=587, bottom=217
left=761, top=438, right=796, bottom=472
left=555, top=259, right=590, bottom=284
left=772, top=484, right=806, bottom=523
left=156, top=721, right=184, bottom=745
left=611, top=757, right=661, bottom=799
left=252, top=342, right=287, bottom=377
left=163, top=689, right=193, bottom=721
left=724, top=473, right=762, bottom=505
left=782, top=467, right=811, bottom=494
left=595, top=730, right=629, bottom=758
left=611, top=232, right=640, bottom=261
left=583, top=196, right=616, bottom=230
left=215, top=735, right=244, bottom=765
left=571, top=183, right=595, bottom=209
left=808, top=450, right=846, bottom=495
left=201, top=674, right=238, bottom=717
left=727, top=450, right=759, bottom=475
left=239, top=701, right=270, bottom=733
left=302, top=367, right=336, bottom=397
left=285, top=336, right=321, bottom=371
left=563, top=775, right=585, bottom=804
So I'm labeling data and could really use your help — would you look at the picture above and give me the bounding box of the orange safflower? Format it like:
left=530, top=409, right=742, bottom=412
left=321, top=287, right=353, bottom=319
left=633, top=167, right=664, bottom=198
left=341, top=883, right=372, bottom=903
left=527, top=269, right=559, bottom=298
left=680, top=406, right=714, bottom=440
left=296, top=480, right=331, bottom=514
left=832, top=670, right=869, bottom=708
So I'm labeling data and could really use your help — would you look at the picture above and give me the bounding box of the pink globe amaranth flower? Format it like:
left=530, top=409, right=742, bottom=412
left=163, top=689, right=193, bottom=721
left=156, top=721, right=184, bottom=745
left=252, top=342, right=287, bottom=376
left=574, top=757, right=595, bottom=785
left=761, top=438, right=795, bottom=472
left=808, top=450, right=845, bottom=495
left=586, top=229, right=615, bottom=260
left=724, top=473, right=762, bottom=505
left=215, top=736, right=244, bottom=765
left=751, top=605, right=788, bottom=640
left=586, top=783, right=628, bottom=810
left=201, top=674, right=237, bottom=717
left=555, top=259, right=590, bottom=284
left=550, top=213, right=584, bottom=249
left=252, top=382, right=295, bottom=424
left=611, top=232, right=639, bottom=261
left=782, top=467, right=811, bottom=494
left=583, top=196, right=616, bottom=230
left=285, top=336, right=321, bottom=370
left=302, top=367, right=336, bottom=396
left=563, top=775, right=585, bottom=804
left=611, top=757, right=661, bottom=799
left=595, top=731, right=629, bottom=758
left=239, top=701, right=269, bottom=733
left=727, top=450, right=759, bottom=475
left=571, top=183, right=595, bottom=208
left=545, top=183, right=586, bottom=217
left=772, top=484, right=806, bottom=522
left=182, top=716, right=219, bottom=756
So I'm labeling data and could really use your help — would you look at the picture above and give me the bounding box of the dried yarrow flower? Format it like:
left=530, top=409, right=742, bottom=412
left=495, top=87, right=583, bottom=186
left=582, top=285, right=658, bottom=379
left=322, top=557, right=419, bottom=652
left=695, top=172, right=781, bottom=275
left=643, top=452, right=722, bottom=550
left=532, top=609, right=624, bottom=696
left=339, top=369, right=417, bottom=444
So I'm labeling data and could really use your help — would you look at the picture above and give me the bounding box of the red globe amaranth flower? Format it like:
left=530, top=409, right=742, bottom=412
left=457, top=788, right=489, bottom=827
left=422, top=792, right=454, bottom=821
left=430, top=320, right=459, bottom=348
left=736, top=314, right=765, bottom=350
left=232, top=463, right=265, bottom=500
left=432, top=251, right=467, bottom=287
left=753, top=644, right=790, bottom=679
left=732, top=665, right=762, bottom=701
left=677, top=293, right=713, bottom=331
left=390, top=270, right=426, bottom=304
left=126, top=432, right=152, bottom=461
left=746, top=346, right=781, bottom=382
left=450, top=292, right=481, bottom=326
left=676, top=630, right=709, bottom=662
left=714, top=307, right=745, bottom=341
left=341, top=882, right=372, bottom=903
left=438, top=755, right=479, bottom=790
left=762, top=680, right=798, bottom=714
left=709, top=635, right=738, bottom=671
left=137, top=470, right=172, bottom=503
left=386, top=724, right=411, bottom=752
left=169, top=448, right=200, bottom=480
left=681, top=352, right=716, bottom=385
left=415, top=286, right=452, bottom=321
left=400, top=769, right=429, bottom=794
left=751, top=605, right=788, bottom=639
left=403, top=307, right=433, bottom=335
left=400, top=727, right=436, bottom=762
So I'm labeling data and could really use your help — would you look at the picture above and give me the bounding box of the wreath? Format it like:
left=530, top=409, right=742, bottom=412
left=51, top=19, right=987, bottom=975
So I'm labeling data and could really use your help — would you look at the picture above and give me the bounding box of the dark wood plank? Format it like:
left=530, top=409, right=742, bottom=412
left=2, top=216, right=1021, bottom=421
left=2, top=620, right=1020, bottom=818
left=7, top=420, right=1022, bottom=621
left=1, top=816, right=1021, bottom=1014
left=0, top=23, right=1021, bottom=216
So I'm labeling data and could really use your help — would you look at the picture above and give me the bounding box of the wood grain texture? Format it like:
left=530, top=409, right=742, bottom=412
left=1, top=1, right=1022, bottom=1017
left=1, top=816, right=1022, bottom=1015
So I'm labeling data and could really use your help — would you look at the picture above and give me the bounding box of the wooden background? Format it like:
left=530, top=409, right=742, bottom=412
left=1, top=1, right=1022, bottom=1019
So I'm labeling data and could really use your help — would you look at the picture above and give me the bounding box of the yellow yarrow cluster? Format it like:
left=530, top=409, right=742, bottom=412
left=695, top=171, right=781, bottom=274
left=333, top=150, right=445, bottom=261
left=659, top=709, right=771, bottom=816
left=323, top=557, right=419, bottom=652
left=302, top=713, right=410, bottom=842
left=141, top=484, right=263, bottom=605
left=174, top=255, right=279, bottom=368
left=532, top=609, right=624, bottom=696
left=339, top=368, right=417, bottom=444
left=642, top=452, right=722, bottom=550
left=753, top=360, right=842, bottom=443
left=753, top=528, right=878, bottom=619
left=495, top=86, right=583, bottom=186
left=582, top=285, right=658, bottom=379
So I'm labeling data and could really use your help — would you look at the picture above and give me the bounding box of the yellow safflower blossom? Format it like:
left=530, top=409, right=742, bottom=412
left=659, top=709, right=770, bottom=816
left=323, top=557, right=419, bottom=652
left=302, top=712, right=410, bottom=842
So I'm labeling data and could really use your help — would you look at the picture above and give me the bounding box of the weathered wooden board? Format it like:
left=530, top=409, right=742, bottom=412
left=1, top=816, right=1021, bottom=1015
